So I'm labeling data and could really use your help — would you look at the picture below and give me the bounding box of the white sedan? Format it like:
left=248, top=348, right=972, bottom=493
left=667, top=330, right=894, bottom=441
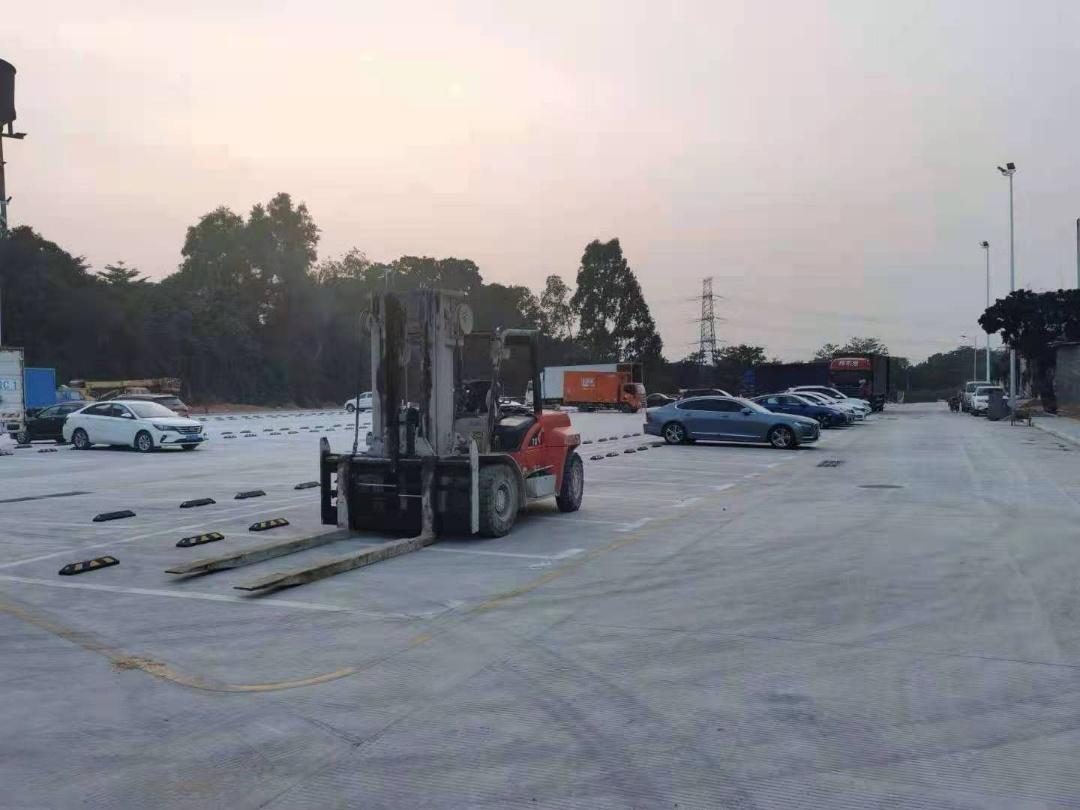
left=344, top=392, right=373, bottom=413
left=64, top=400, right=207, bottom=452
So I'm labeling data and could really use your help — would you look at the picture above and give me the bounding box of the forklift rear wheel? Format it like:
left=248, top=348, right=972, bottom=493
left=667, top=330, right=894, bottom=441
left=556, top=452, right=584, bottom=513
left=479, top=464, right=519, bottom=537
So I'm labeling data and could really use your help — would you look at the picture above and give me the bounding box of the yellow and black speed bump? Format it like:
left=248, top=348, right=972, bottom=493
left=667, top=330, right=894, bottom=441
left=293, top=481, right=319, bottom=490
left=177, top=531, right=224, bottom=548
left=583, top=440, right=593, bottom=444
left=637, top=445, right=650, bottom=451
left=590, top=454, right=605, bottom=461
left=234, top=490, right=266, bottom=500
left=623, top=448, right=636, bottom=454
left=249, top=517, right=289, bottom=532
left=59, top=556, right=118, bottom=576
left=605, top=451, right=619, bottom=458
left=180, top=497, right=216, bottom=509
left=38, top=448, right=58, bottom=453
left=93, top=509, right=136, bottom=523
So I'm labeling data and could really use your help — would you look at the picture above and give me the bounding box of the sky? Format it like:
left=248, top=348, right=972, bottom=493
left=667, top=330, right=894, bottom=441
left=5, top=0, right=1080, bottom=362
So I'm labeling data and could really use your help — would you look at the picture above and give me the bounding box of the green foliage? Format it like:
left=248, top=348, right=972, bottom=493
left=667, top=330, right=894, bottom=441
left=538, top=274, right=575, bottom=339
left=571, top=239, right=663, bottom=363
left=814, top=337, right=889, bottom=360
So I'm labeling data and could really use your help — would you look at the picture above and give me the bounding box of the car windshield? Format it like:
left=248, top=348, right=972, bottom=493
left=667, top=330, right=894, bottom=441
left=736, top=398, right=770, bottom=414
left=127, top=402, right=179, bottom=418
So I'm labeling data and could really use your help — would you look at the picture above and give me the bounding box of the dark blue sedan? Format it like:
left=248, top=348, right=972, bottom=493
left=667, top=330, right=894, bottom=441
left=644, top=396, right=820, bottom=448
left=752, top=393, right=849, bottom=428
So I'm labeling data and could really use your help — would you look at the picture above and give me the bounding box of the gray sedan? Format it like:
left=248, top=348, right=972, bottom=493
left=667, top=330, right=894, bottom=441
left=644, top=395, right=820, bottom=448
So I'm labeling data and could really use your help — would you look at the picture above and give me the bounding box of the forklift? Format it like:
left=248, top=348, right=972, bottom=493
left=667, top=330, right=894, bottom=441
left=166, top=289, right=584, bottom=591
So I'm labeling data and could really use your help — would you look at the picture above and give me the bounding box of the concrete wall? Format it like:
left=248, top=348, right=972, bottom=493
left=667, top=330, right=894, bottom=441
left=1056, top=344, right=1080, bottom=407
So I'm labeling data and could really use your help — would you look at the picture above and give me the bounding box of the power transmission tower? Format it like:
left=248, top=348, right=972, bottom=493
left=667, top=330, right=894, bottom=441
left=694, top=276, right=720, bottom=384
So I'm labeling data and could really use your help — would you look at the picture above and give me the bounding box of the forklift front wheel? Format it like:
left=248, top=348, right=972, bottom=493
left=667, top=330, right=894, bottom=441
left=556, top=452, right=584, bottom=513
left=478, top=464, right=519, bottom=537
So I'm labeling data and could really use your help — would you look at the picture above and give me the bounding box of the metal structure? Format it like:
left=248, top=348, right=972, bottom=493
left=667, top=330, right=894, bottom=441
left=166, top=289, right=584, bottom=592
left=0, top=59, right=26, bottom=237
left=997, top=162, right=1017, bottom=409
left=695, top=276, right=719, bottom=366
left=980, top=241, right=991, bottom=379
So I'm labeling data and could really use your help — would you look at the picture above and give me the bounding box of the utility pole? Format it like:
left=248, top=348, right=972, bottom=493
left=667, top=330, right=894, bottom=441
left=1075, top=217, right=1079, bottom=289
left=997, top=163, right=1017, bottom=409
left=0, top=59, right=25, bottom=237
left=980, top=241, right=991, bottom=380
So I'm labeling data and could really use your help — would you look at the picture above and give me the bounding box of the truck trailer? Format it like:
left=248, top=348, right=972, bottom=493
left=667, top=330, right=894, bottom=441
left=0, top=347, right=26, bottom=439
left=526, top=363, right=644, bottom=406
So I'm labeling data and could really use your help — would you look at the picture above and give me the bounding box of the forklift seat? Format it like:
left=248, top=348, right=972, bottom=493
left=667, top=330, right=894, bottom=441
left=493, top=414, right=536, bottom=451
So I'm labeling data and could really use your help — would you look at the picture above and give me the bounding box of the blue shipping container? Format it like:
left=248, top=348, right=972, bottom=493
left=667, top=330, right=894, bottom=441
left=24, top=367, right=57, bottom=408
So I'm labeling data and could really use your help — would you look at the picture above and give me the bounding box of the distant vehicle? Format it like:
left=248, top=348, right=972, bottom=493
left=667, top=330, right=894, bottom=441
left=1, top=347, right=25, bottom=440
left=24, top=367, right=57, bottom=409
left=797, top=390, right=865, bottom=420
left=17, top=401, right=87, bottom=444
left=345, top=392, right=373, bottom=413
left=563, top=370, right=644, bottom=413
left=752, top=393, right=848, bottom=427
left=970, top=385, right=1004, bottom=415
left=68, top=377, right=184, bottom=402
left=645, top=392, right=677, bottom=408
left=788, top=385, right=871, bottom=414
left=64, top=400, right=206, bottom=452
left=752, top=355, right=892, bottom=411
left=644, top=395, right=820, bottom=449
left=679, top=388, right=732, bottom=399
left=961, top=380, right=993, bottom=412
left=527, top=363, right=643, bottom=406
left=117, top=393, right=191, bottom=418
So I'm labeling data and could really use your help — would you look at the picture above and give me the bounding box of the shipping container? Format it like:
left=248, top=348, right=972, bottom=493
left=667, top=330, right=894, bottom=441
left=0, top=347, right=26, bottom=438
left=24, top=367, right=57, bottom=409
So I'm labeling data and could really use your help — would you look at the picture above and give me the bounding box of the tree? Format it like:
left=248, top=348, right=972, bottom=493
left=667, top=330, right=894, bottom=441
left=571, top=239, right=663, bottom=362
left=980, top=288, right=1080, bottom=409
left=813, top=343, right=840, bottom=360
left=814, top=337, right=888, bottom=359
left=538, top=274, right=575, bottom=339
left=714, top=344, right=767, bottom=394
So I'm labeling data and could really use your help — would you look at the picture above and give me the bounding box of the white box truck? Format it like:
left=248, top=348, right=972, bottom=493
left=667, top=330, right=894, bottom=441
left=1, top=347, right=26, bottom=440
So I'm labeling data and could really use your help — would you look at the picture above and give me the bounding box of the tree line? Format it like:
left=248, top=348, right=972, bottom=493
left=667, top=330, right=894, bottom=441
left=0, top=193, right=666, bottom=405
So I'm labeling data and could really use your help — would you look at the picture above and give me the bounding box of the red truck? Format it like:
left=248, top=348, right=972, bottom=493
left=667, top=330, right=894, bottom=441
left=564, top=370, right=645, bottom=413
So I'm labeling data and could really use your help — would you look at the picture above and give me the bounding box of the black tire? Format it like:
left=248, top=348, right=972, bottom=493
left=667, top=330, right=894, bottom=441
left=181, top=444, right=198, bottom=451
left=345, top=403, right=356, bottom=413
left=478, top=464, right=519, bottom=537
left=135, top=431, right=154, bottom=453
left=662, top=421, right=688, bottom=445
left=767, top=425, right=796, bottom=449
left=72, top=428, right=91, bottom=450
left=556, top=452, right=584, bottom=513
left=15, top=429, right=29, bottom=445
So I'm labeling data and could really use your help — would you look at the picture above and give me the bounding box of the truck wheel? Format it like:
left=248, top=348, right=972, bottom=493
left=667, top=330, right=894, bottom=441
left=556, top=452, right=584, bottom=513
left=72, top=429, right=91, bottom=450
left=478, top=464, right=519, bottom=537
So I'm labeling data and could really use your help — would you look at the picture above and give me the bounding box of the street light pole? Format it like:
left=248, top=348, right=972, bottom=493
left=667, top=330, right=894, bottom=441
left=997, top=163, right=1017, bottom=409
left=980, top=241, right=991, bottom=380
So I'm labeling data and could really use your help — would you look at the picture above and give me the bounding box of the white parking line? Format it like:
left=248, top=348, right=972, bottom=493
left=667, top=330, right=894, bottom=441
left=0, top=574, right=416, bottom=618
left=423, top=546, right=584, bottom=561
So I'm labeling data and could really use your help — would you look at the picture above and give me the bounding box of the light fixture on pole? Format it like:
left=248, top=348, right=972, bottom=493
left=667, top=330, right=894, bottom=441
left=961, top=334, right=976, bottom=380
left=996, top=162, right=1017, bottom=409
left=980, top=240, right=991, bottom=380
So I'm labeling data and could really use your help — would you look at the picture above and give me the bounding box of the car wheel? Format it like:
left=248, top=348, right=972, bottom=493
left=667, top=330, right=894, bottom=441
left=72, top=428, right=91, bottom=450
left=556, top=452, right=584, bottom=513
left=662, top=421, right=688, bottom=445
left=15, top=429, right=29, bottom=445
left=345, top=403, right=356, bottom=413
left=767, top=425, right=795, bottom=449
left=135, top=431, right=155, bottom=453
left=478, top=464, right=519, bottom=537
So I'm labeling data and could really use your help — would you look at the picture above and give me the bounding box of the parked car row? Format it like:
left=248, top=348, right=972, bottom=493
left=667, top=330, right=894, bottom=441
left=643, top=386, right=874, bottom=449
left=16, top=397, right=204, bottom=452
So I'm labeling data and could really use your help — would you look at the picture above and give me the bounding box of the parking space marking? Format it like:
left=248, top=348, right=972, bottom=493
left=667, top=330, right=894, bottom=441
left=0, top=574, right=420, bottom=618
left=714, top=483, right=737, bottom=492
left=0, top=497, right=318, bottom=571
left=423, top=546, right=584, bottom=561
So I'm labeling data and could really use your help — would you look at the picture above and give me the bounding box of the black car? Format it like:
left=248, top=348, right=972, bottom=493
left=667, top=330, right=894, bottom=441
left=18, top=401, right=87, bottom=443
left=645, top=393, right=677, bottom=408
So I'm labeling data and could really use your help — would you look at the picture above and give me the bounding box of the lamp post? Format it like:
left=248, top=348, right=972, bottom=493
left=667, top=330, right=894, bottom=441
left=980, top=241, right=991, bottom=380
left=997, top=163, right=1017, bottom=408
left=961, top=334, right=977, bottom=380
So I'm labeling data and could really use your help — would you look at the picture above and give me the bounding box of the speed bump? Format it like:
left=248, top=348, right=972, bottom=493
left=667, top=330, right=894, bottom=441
left=598, top=438, right=608, bottom=442
left=638, top=445, right=649, bottom=451
left=294, top=481, right=319, bottom=490
left=180, top=498, right=216, bottom=509
left=590, top=454, right=604, bottom=461
left=623, top=448, right=636, bottom=454
left=93, top=510, right=135, bottom=522
left=59, top=556, right=118, bottom=576
left=249, top=517, right=290, bottom=532
left=235, top=490, right=266, bottom=500
left=177, top=531, right=224, bottom=548
left=38, top=448, right=58, bottom=453
left=606, top=451, right=619, bottom=458
left=583, top=440, right=593, bottom=444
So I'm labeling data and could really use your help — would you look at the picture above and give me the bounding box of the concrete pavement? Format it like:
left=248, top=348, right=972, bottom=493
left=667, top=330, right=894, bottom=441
left=3, top=404, right=1080, bottom=808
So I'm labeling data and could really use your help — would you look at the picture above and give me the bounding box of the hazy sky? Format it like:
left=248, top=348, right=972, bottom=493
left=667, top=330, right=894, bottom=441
left=6, top=1, right=1080, bottom=361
